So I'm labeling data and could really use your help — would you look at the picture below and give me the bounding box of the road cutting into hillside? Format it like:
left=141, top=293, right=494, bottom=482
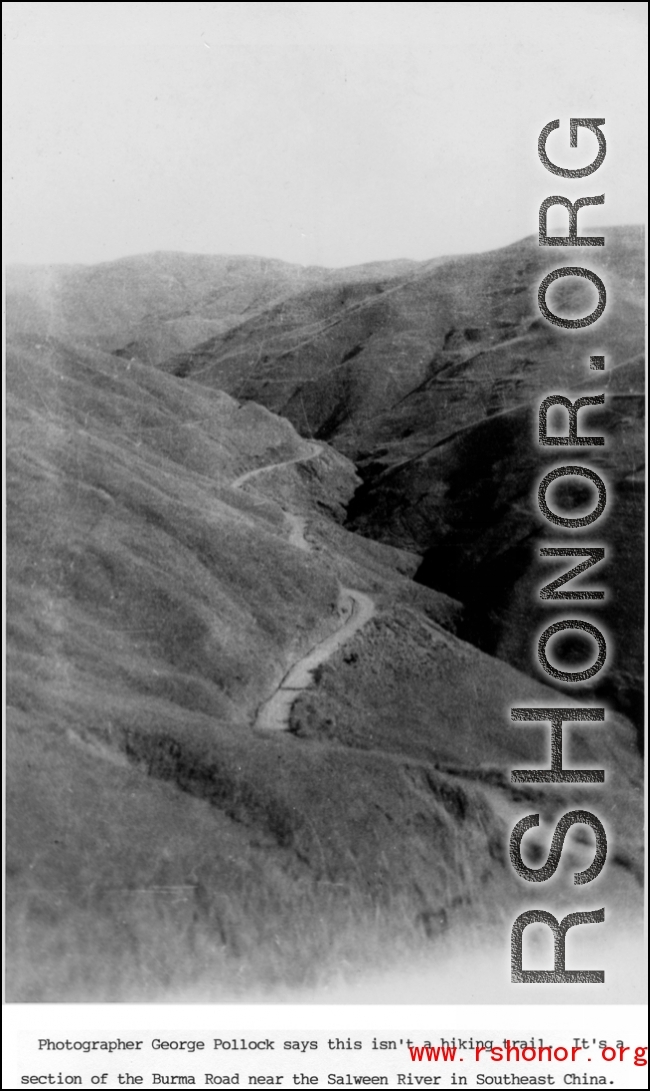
left=231, top=441, right=324, bottom=489
left=255, top=587, right=375, bottom=731
left=231, top=441, right=376, bottom=731
left=231, top=442, right=323, bottom=552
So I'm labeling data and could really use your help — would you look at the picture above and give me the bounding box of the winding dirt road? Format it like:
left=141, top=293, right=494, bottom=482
left=231, top=442, right=376, bottom=731
left=255, top=587, right=375, bottom=732
left=231, top=442, right=323, bottom=490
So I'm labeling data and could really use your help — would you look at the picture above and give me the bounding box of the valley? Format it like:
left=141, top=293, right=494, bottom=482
left=5, top=232, right=645, bottom=1001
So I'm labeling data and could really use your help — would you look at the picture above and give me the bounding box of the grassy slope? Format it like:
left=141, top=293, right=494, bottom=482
left=155, top=228, right=645, bottom=735
left=161, top=227, right=644, bottom=455
left=6, top=243, right=644, bottom=1000
left=6, top=251, right=419, bottom=367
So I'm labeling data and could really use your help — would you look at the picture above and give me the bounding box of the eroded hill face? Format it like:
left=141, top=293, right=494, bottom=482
left=5, top=235, right=645, bottom=1001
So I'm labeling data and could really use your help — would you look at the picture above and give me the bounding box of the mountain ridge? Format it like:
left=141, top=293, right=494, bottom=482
left=6, top=229, right=645, bottom=1000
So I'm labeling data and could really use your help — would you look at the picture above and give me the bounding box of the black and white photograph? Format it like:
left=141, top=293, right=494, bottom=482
left=3, top=0, right=646, bottom=1051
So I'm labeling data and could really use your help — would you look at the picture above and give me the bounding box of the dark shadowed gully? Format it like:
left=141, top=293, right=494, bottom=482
left=5, top=230, right=644, bottom=1000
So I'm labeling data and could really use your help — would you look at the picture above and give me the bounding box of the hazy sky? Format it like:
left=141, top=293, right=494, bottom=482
left=3, top=1, right=647, bottom=267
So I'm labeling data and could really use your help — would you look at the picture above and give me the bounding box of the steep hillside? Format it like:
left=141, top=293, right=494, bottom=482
left=6, top=253, right=331, bottom=369
left=6, top=251, right=419, bottom=366
left=349, top=363, right=645, bottom=736
left=6, top=238, right=644, bottom=1002
left=157, top=227, right=644, bottom=735
left=162, top=227, right=643, bottom=455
